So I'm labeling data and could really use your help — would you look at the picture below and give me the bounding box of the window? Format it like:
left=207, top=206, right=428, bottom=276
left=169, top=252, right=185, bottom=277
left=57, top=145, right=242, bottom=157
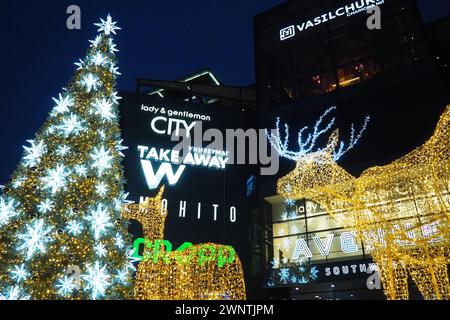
left=268, top=198, right=366, bottom=266
left=297, top=70, right=337, bottom=97
left=335, top=58, right=381, bottom=89
left=246, top=175, right=255, bottom=198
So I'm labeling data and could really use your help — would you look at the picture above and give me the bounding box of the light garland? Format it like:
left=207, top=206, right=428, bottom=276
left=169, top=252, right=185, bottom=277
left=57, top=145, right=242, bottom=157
left=275, top=105, right=450, bottom=300
left=122, top=187, right=247, bottom=300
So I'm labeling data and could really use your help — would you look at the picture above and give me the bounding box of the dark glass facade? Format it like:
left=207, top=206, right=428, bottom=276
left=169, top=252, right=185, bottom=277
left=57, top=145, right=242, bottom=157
left=255, top=0, right=429, bottom=109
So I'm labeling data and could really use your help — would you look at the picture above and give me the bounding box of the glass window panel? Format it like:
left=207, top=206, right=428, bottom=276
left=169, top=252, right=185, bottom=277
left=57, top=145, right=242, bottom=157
left=297, top=70, right=337, bottom=97
left=272, top=200, right=308, bottom=222
left=307, top=214, right=341, bottom=232
left=307, top=230, right=365, bottom=263
left=305, top=200, right=327, bottom=217
left=273, top=234, right=304, bottom=263
left=381, top=50, right=403, bottom=72
left=273, top=220, right=307, bottom=237
left=335, top=57, right=381, bottom=88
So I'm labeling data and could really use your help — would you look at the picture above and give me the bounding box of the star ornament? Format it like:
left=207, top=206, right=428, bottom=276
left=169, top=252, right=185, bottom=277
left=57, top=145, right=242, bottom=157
left=17, top=219, right=53, bottom=260
left=0, top=197, right=18, bottom=226
left=95, top=15, right=121, bottom=35
left=56, top=276, right=76, bottom=296
left=80, top=73, right=100, bottom=93
left=81, top=261, right=110, bottom=300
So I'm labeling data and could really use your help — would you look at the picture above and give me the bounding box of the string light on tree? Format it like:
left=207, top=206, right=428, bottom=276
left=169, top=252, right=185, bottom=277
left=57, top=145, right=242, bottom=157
left=0, top=15, right=133, bottom=299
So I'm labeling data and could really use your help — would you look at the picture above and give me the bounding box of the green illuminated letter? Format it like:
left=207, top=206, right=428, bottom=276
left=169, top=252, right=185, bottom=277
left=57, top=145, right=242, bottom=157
left=217, top=246, right=235, bottom=267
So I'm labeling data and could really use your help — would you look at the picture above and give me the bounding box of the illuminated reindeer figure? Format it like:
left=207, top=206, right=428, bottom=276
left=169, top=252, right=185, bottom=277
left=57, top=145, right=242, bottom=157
left=122, top=187, right=246, bottom=300
left=267, top=106, right=450, bottom=300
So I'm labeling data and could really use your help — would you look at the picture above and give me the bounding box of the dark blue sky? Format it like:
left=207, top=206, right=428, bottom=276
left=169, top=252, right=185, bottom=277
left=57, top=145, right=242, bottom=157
left=0, top=0, right=449, bottom=184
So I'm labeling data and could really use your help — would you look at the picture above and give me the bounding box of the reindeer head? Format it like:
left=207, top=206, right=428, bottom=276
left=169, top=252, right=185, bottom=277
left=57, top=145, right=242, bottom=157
left=266, top=107, right=370, bottom=200
left=122, top=186, right=167, bottom=240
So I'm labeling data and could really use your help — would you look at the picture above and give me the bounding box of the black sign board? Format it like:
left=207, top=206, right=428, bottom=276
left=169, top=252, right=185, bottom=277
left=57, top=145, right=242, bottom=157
left=119, top=91, right=251, bottom=260
left=312, top=259, right=376, bottom=282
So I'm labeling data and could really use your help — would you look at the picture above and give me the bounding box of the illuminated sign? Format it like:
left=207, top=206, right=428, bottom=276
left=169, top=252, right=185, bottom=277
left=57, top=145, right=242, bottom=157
left=119, top=91, right=250, bottom=251
left=138, top=145, right=229, bottom=190
left=280, top=0, right=385, bottom=40
left=272, top=195, right=444, bottom=267
left=291, top=232, right=359, bottom=260
left=132, top=238, right=236, bottom=267
left=312, top=259, right=378, bottom=281
left=137, top=197, right=238, bottom=222
left=137, top=104, right=229, bottom=191
left=275, top=222, right=443, bottom=261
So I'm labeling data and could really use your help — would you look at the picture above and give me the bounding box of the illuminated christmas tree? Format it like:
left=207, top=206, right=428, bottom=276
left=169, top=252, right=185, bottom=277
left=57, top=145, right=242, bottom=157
left=0, top=15, right=134, bottom=300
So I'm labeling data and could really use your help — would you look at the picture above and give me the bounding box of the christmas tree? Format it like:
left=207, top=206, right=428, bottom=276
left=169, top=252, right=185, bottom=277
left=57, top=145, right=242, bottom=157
left=0, top=15, right=134, bottom=300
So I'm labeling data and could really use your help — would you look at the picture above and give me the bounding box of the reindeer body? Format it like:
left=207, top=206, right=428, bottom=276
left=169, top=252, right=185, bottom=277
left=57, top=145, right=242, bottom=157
left=122, top=188, right=246, bottom=300
left=272, top=106, right=449, bottom=300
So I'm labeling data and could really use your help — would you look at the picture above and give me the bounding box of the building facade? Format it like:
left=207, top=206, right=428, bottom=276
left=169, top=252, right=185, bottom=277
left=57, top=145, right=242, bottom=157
left=118, top=1, right=449, bottom=300
left=119, top=70, right=259, bottom=295
left=252, top=0, right=449, bottom=300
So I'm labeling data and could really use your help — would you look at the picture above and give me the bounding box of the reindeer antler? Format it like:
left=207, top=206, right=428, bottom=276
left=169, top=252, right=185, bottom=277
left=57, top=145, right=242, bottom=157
left=332, top=115, right=370, bottom=160
left=266, top=107, right=370, bottom=161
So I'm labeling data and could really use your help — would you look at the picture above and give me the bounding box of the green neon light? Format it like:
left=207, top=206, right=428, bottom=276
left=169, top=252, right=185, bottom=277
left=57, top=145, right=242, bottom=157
left=132, top=238, right=235, bottom=267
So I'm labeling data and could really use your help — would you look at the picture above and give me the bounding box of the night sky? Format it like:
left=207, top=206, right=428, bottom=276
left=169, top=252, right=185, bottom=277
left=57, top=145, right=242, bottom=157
left=0, top=0, right=449, bottom=184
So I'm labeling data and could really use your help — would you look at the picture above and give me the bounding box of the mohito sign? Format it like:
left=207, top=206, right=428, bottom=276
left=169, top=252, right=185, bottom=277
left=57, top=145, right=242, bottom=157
left=279, top=0, right=385, bottom=40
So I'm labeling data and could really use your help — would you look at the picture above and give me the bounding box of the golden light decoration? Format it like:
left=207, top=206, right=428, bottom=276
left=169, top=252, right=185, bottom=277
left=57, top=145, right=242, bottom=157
left=275, top=105, right=449, bottom=300
left=122, top=187, right=247, bottom=300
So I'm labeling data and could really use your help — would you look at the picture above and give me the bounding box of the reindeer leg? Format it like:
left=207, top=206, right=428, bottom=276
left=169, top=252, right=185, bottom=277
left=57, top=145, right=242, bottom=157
left=409, top=258, right=450, bottom=300
left=376, top=255, right=409, bottom=300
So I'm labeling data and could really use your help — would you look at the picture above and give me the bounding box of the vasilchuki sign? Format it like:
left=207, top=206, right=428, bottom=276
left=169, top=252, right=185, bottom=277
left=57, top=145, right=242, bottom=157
left=280, top=0, right=385, bottom=40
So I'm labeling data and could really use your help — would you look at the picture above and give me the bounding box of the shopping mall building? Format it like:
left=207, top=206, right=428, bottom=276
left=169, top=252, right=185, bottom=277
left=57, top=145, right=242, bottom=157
left=119, top=0, right=450, bottom=299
